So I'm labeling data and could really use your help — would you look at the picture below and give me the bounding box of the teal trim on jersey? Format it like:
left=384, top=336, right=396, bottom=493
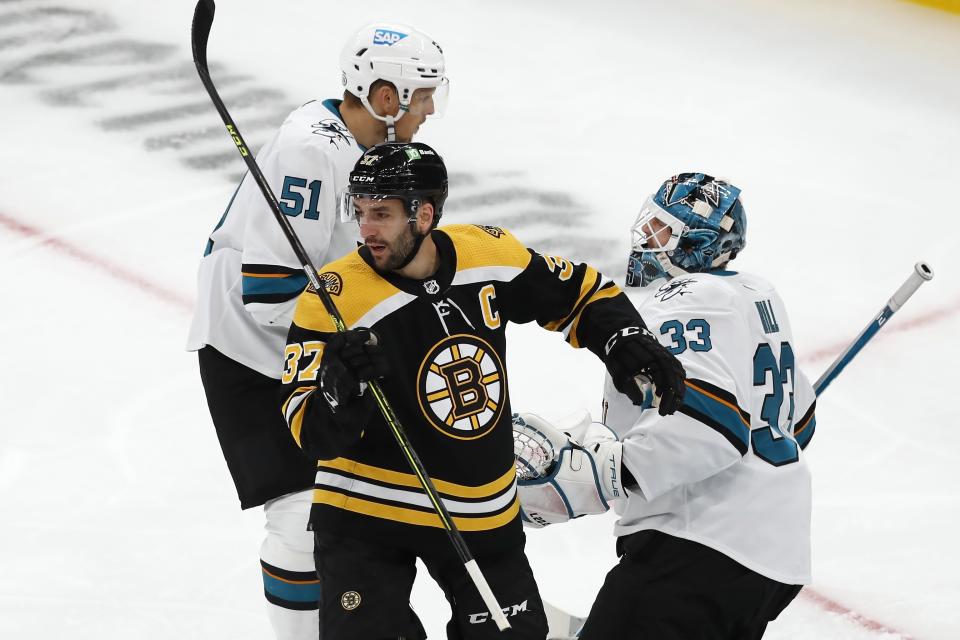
left=322, top=98, right=366, bottom=151
left=204, top=176, right=245, bottom=256
left=242, top=272, right=309, bottom=296
left=682, top=384, right=751, bottom=451
left=262, top=570, right=320, bottom=603
left=709, top=269, right=739, bottom=277
left=322, top=99, right=345, bottom=123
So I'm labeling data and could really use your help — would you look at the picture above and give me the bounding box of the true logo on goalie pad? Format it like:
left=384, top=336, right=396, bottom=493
left=417, top=334, right=505, bottom=440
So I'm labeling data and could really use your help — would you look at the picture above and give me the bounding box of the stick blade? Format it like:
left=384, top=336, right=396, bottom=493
left=191, top=0, right=216, bottom=71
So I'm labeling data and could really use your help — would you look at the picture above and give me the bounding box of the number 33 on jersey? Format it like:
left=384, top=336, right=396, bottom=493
left=603, top=271, right=817, bottom=585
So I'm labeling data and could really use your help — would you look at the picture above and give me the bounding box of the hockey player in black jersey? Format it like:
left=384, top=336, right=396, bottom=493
left=188, top=24, right=448, bottom=640
left=279, top=142, right=686, bottom=639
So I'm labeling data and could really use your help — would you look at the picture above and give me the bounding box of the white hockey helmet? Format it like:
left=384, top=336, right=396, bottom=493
left=340, top=23, right=448, bottom=139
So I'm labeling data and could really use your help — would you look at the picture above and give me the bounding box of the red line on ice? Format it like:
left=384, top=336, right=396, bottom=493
left=804, top=297, right=960, bottom=363
left=0, top=211, right=194, bottom=312
left=800, top=589, right=915, bottom=639
left=1, top=209, right=951, bottom=638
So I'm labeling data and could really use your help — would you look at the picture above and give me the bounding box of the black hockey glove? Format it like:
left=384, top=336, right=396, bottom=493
left=604, top=326, right=687, bottom=416
left=318, top=328, right=389, bottom=426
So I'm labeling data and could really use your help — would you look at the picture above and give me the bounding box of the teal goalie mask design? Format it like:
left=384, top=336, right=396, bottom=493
left=626, top=173, right=747, bottom=287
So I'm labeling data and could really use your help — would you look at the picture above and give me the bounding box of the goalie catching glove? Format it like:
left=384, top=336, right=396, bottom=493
left=514, top=412, right=625, bottom=529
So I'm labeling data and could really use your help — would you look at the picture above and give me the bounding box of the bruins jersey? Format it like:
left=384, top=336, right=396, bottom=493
left=281, top=224, right=647, bottom=549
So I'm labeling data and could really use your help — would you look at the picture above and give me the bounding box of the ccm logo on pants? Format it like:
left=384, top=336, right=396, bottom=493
left=468, top=600, right=528, bottom=624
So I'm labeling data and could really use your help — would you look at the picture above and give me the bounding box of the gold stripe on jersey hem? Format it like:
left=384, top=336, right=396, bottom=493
left=312, top=488, right=520, bottom=531
left=685, top=380, right=750, bottom=428
left=261, top=566, right=320, bottom=585
left=566, top=284, right=623, bottom=348
left=241, top=272, right=293, bottom=278
left=317, top=458, right=516, bottom=499
left=794, top=406, right=815, bottom=435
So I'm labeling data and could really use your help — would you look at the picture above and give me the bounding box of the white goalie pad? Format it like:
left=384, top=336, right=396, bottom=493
left=514, top=412, right=623, bottom=528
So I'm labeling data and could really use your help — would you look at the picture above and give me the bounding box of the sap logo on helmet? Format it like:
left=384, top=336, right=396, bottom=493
left=373, top=29, right=408, bottom=46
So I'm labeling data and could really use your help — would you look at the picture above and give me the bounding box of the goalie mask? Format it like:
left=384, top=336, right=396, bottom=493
left=339, top=141, right=448, bottom=226
left=626, top=173, right=747, bottom=288
left=340, top=23, right=449, bottom=140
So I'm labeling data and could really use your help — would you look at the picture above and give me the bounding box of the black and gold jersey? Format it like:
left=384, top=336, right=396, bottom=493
left=281, top=224, right=646, bottom=549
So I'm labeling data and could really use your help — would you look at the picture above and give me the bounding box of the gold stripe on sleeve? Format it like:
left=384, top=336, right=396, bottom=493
left=544, top=267, right=600, bottom=332
left=566, top=285, right=624, bottom=348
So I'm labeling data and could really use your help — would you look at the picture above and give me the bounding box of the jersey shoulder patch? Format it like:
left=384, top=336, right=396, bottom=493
left=294, top=252, right=403, bottom=331
left=279, top=100, right=356, bottom=155
left=440, top=224, right=531, bottom=273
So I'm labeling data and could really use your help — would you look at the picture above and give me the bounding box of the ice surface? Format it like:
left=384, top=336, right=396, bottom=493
left=1, top=0, right=957, bottom=638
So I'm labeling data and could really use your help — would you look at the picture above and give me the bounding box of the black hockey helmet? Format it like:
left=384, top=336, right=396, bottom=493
left=338, top=141, right=448, bottom=227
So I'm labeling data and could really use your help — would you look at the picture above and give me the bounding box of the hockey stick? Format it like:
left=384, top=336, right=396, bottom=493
left=190, top=0, right=511, bottom=631
left=544, top=600, right=586, bottom=640
left=814, top=261, right=934, bottom=396
left=526, top=262, right=936, bottom=639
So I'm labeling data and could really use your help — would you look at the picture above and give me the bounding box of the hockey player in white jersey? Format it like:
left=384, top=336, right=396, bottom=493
left=186, top=23, right=447, bottom=640
left=515, top=173, right=816, bottom=639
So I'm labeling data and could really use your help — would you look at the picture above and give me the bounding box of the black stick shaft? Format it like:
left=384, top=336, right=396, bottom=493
left=189, top=0, right=510, bottom=630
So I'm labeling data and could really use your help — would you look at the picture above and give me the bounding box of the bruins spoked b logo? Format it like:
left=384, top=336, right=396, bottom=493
left=340, top=590, right=361, bottom=610
left=417, top=334, right=505, bottom=440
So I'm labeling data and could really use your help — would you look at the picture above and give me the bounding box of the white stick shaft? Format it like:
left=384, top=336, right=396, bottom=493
left=889, top=261, right=934, bottom=311
left=464, top=559, right=511, bottom=631
left=814, top=261, right=934, bottom=396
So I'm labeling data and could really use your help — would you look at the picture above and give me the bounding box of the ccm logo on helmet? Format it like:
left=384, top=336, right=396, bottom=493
left=468, top=600, right=528, bottom=624
left=373, top=29, right=408, bottom=46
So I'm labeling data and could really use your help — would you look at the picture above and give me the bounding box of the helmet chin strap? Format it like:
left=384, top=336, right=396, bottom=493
left=393, top=222, right=426, bottom=270
left=385, top=114, right=396, bottom=142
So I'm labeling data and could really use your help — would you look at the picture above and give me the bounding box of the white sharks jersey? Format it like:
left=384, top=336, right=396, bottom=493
left=603, top=272, right=817, bottom=585
left=187, top=99, right=363, bottom=377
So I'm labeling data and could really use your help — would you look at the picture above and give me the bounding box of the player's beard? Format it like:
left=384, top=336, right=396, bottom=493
left=376, top=225, right=418, bottom=272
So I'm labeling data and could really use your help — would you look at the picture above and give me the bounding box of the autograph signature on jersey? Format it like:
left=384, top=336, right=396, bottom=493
left=311, top=119, right=353, bottom=148
left=655, top=278, right=697, bottom=301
